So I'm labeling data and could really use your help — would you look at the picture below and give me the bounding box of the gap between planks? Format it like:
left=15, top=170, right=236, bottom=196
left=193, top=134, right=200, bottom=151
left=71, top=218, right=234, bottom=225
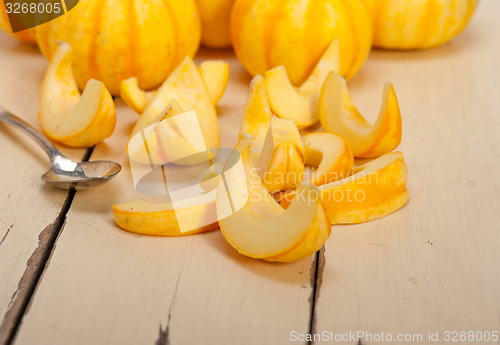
left=0, top=147, right=94, bottom=345
left=308, top=247, right=326, bottom=345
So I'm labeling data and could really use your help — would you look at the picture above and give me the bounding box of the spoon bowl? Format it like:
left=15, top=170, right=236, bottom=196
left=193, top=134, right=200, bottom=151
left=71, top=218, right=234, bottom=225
left=1, top=109, right=121, bottom=190
left=42, top=160, right=122, bottom=190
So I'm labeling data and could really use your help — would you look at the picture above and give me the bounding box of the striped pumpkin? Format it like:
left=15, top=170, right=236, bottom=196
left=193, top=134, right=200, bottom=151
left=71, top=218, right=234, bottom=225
left=36, top=0, right=201, bottom=95
left=361, top=0, right=476, bottom=49
left=0, top=1, right=36, bottom=44
left=196, top=0, right=236, bottom=48
left=230, top=0, right=373, bottom=85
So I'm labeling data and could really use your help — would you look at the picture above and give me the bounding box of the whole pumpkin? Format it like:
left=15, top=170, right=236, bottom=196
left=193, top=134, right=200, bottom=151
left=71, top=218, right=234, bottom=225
left=361, top=0, right=476, bottom=49
left=196, top=0, right=236, bottom=48
left=36, top=0, right=201, bottom=96
left=0, top=1, right=36, bottom=44
left=230, top=0, right=373, bottom=85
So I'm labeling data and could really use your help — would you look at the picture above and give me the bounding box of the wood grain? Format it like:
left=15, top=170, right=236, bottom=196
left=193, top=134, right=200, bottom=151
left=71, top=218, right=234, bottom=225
left=0, top=36, right=87, bottom=344
left=1, top=1, right=499, bottom=344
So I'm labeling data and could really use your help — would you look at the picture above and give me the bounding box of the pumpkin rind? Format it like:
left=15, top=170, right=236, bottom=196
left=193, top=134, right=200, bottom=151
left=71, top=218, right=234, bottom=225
left=230, top=0, right=373, bottom=85
left=35, top=0, right=201, bottom=95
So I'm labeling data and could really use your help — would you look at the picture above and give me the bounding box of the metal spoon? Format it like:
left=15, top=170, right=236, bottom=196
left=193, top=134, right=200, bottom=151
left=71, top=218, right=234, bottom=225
left=0, top=109, right=121, bottom=190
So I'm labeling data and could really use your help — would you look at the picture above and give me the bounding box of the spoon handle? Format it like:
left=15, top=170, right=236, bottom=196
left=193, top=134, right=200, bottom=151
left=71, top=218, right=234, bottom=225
left=0, top=108, right=63, bottom=160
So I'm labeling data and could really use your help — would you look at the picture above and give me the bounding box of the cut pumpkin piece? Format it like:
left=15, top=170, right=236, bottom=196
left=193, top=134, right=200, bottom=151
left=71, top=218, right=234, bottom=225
left=303, top=132, right=354, bottom=186
left=200, top=162, right=225, bottom=192
left=120, top=77, right=157, bottom=114
left=130, top=57, right=219, bottom=151
left=264, top=40, right=340, bottom=129
left=39, top=43, right=116, bottom=148
left=281, top=151, right=409, bottom=224
left=113, top=195, right=219, bottom=237
left=120, top=60, right=228, bottom=114
left=256, top=116, right=305, bottom=193
left=125, top=99, right=184, bottom=156
left=238, top=75, right=273, bottom=161
left=198, top=60, right=230, bottom=105
left=216, top=138, right=331, bottom=262
left=319, top=72, right=402, bottom=158
left=128, top=110, right=208, bottom=166
left=114, top=150, right=243, bottom=237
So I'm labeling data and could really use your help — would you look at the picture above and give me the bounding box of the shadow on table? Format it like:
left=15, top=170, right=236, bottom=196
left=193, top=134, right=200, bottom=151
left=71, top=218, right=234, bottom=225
left=202, top=230, right=313, bottom=285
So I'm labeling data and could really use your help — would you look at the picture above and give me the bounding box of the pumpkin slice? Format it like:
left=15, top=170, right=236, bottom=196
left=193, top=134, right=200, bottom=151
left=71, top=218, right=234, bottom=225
left=264, top=40, right=340, bottom=129
left=113, top=195, right=219, bottom=237
left=200, top=162, right=225, bottom=192
left=115, top=146, right=243, bottom=236
left=128, top=110, right=208, bottom=166
left=39, top=43, right=116, bottom=148
left=130, top=57, right=219, bottom=150
left=319, top=72, right=402, bottom=158
left=198, top=60, right=230, bottom=105
left=120, top=77, right=157, bottom=114
left=256, top=116, right=305, bottom=193
left=281, top=151, right=409, bottom=224
left=121, top=60, right=228, bottom=114
left=303, top=132, right=354, bottom=186
left=217, top=138, right=331, bottom=262
left=238, top=75, right=273, bottom=161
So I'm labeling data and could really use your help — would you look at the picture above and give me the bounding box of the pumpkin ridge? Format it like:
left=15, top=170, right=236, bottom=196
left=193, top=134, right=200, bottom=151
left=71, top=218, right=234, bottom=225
left=126, top=0, right=137, bottom=81
left=416, top=0, right=441, bottom=48
left=89, top=0, right=105, bottom=84
left=304, top=0, right=324, bottom=86
left=229, top=0, right=249, bottom=58
left=162, top=0, right=180, bottom=70
left=441, top=0, right=459, bottom=42
left=371, top=0, right=383, bottom=32
left=338, top=0, right=359, bottom=79
left=266, top=0, right=283, bottom=73
left=350, top=0, right=373, bottom=78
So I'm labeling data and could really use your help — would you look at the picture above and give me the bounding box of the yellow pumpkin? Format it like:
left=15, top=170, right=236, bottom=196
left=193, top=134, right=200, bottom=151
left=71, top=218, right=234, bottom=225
left=36, top=0, right=201, bottom=95
left=361, top=0, right=476, bottom=49
left=230, top=0, right=373, bottom=85
left=0, top=1, right=36, bottom=44
left=196, top=0, right=236, bottom=48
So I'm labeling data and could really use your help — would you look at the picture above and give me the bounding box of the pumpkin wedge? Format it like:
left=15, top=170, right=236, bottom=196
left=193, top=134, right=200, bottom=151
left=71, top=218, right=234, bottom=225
left=319, top=72, right=402, bottom=158
left=217, top=138, right=331, bottom=262
left=39, top=43, right=116, bottom=148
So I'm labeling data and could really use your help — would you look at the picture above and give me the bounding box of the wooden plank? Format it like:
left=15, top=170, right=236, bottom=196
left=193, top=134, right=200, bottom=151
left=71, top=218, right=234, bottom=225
left=313, top=1, right=500, bottom=344
left=0, top=35, right=87, bottom=344
left=12, top=51, right=315, bottom=345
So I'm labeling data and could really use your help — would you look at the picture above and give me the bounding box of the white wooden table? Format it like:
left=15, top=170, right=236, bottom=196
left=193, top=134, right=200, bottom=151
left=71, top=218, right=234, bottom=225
left=1, top=2, right=499, bottom=344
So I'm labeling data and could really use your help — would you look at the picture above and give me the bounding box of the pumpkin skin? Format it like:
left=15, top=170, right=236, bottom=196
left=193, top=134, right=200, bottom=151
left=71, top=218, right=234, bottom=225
left=0, top=1, right=36, bottom=44
left=196, top=0, right=236, bottom=48
left=361, top=0, right=476, bottom=50
left=36, top=0, right=201, bottom=95
left=230, top=0, right=373, bottom=85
